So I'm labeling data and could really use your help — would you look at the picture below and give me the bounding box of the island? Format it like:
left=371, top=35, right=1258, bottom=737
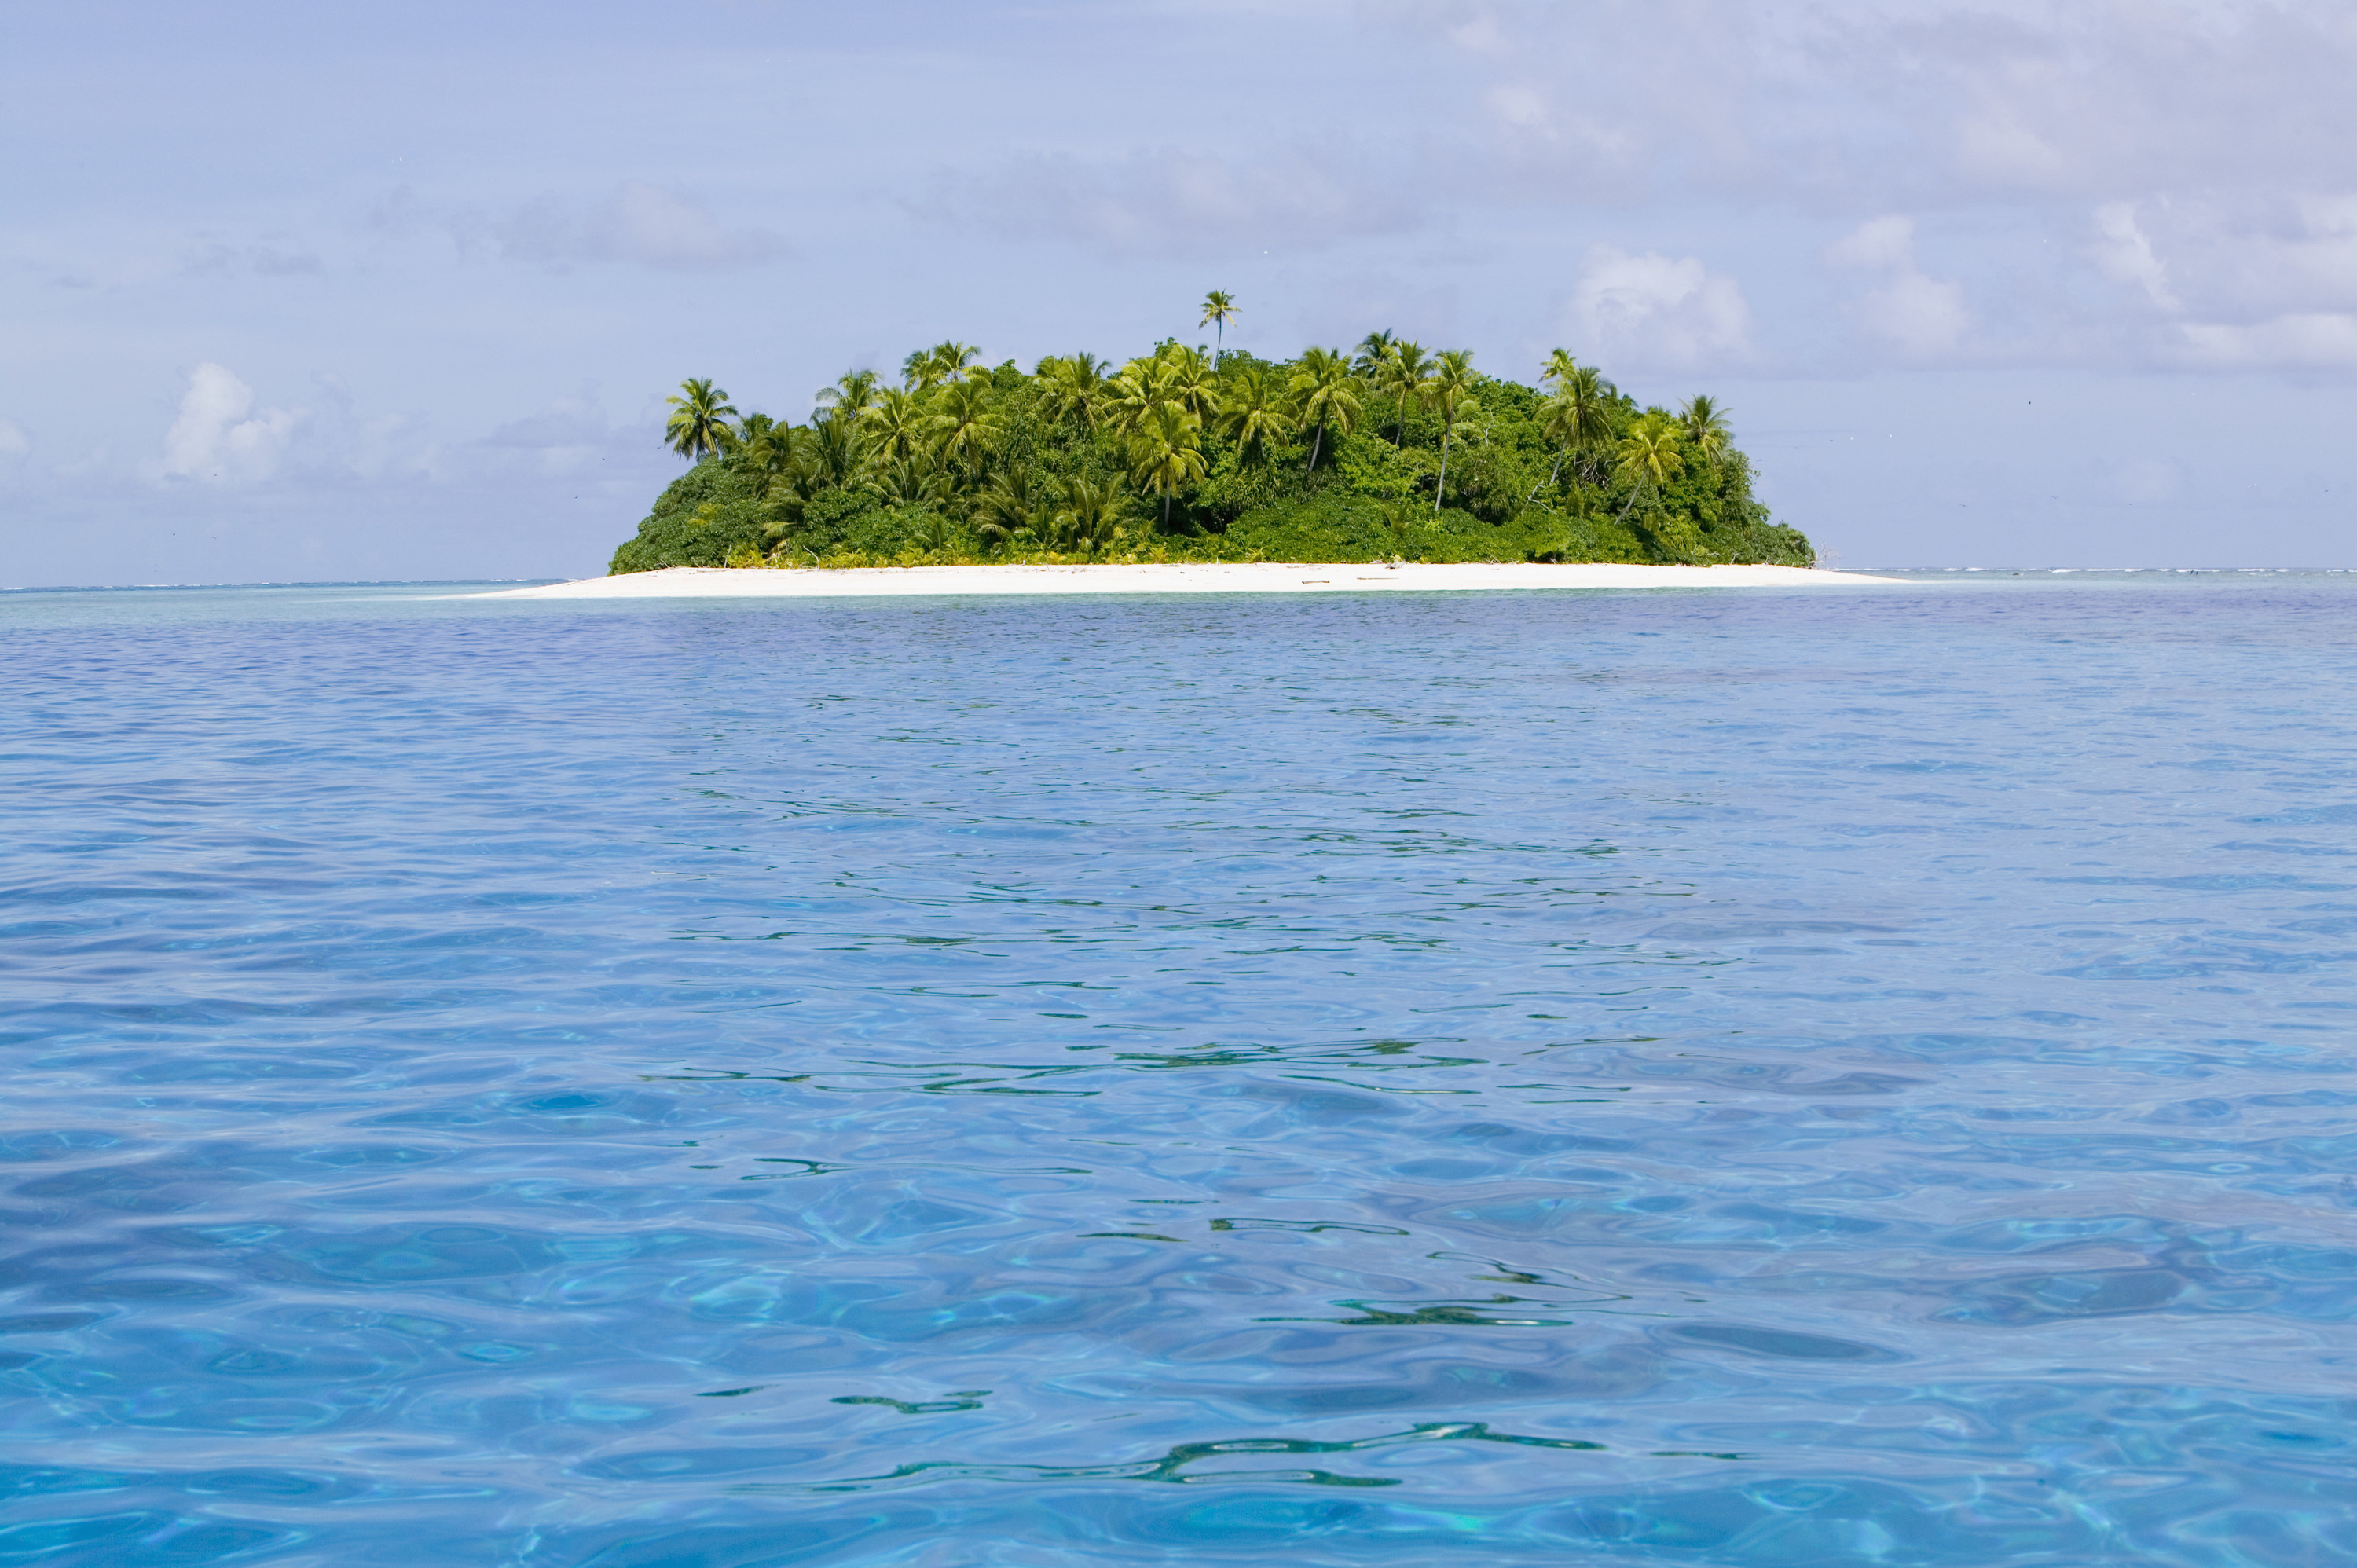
left=606, top=304, right=1816, bottom=576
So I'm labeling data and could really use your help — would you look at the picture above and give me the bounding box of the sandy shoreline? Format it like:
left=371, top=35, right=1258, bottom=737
left=482, top=562, right=1904, bottom=599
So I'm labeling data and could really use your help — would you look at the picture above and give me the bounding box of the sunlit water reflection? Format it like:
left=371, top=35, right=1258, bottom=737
left=2, top=573, right=2353, bottom=1566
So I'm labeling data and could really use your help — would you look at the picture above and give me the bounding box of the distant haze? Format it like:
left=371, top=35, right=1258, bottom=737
left=5, top=0, right=2353, bottom=584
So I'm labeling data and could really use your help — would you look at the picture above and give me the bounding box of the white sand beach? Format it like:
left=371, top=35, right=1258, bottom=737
left=485, top=562, right=1904, bottom=599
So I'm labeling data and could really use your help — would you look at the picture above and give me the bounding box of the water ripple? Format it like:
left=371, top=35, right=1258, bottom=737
left=2, top=577, right=2354, bottom=1564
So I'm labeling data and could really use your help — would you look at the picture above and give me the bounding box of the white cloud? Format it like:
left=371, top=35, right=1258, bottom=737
left=2091, top=202, right=2179, bottom=311
left=0, top=419, right=27, bottom=457
left=2084, top=192, right=2357, bottom=368
left=1825, top=214, right=1915, bottom=272
left=159, top=364, right=299, bottom=485
left=1826, top=215, right=1970, bottom=359
left=1567, top=247, right=1754, bottom=372
left=2176, top=313, right=2357, bottom=369
left=1381, top=2, right=2357, bottom=206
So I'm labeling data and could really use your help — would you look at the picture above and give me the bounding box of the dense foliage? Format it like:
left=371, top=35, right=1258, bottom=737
left=608, top=327, right=1812, bottom=573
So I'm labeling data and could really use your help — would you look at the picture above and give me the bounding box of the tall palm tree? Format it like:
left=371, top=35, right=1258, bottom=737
left=1426, top=349, right=1477, bottom=508
left=1199, top=291, right=1238, bottom=363
left=1106, top=357, right=1180, bottom=437
left=1161, top=344, right=1221, bottom=423
left=1353, top=330, right=1396, bottom=376
left=664, top=378, right=738, bottom=463
left=904, top=341, right=982, bottom=391
left=814, top=368, right=878, bottom=427
left=865, top=387, right=929, bottom=465
left=1127, top=404, right=1209, bottom=529
left=1533, top=364, right=1619, bottom=493
left=1288, top=346, right=1362, bottom=471
left=926, top=378, right=1003, bottom=481
left=1678, top=395, right=1732, bottom=466
left=1215, top=365, right=1291, bottom=467
left=1373, top=341, right=1432, bottom=447
left=1614, top=414, right=1687, bottom=517
left=1539, top=347, right=1585, bottom=391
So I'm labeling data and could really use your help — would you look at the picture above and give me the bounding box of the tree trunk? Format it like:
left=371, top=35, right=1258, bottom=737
left=1435, top=430, right=1450, bottom=511
left=1305, top=425, right=1325, bottom=472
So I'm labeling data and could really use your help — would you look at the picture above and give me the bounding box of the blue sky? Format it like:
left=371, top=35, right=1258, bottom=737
left=5, top=0, right=2354, bottom=584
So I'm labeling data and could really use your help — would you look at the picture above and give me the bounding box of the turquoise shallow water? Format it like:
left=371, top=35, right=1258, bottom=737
left=2, top=573, right=2354, bottom=1566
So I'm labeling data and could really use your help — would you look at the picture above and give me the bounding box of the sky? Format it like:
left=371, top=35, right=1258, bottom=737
left=5, top=0, right=2355, bottom=584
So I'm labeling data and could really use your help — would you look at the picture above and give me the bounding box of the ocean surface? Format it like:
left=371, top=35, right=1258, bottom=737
left=3, top=572, right=2353, bottom=1567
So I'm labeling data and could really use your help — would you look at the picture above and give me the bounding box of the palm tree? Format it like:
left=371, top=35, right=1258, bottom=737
left=735, top=415, right=802, bottom=500
left=1678, top=395, right=1732, bottom=466
left=876, top=455, right=948, bottom=509
left=1539, top=347, right=1584, bottom=391
left=1160, top=345, right=1221, bottom=423
left=970, top=464, right=1038, bottom=551
left=1199, top=291, right=1238, bottom=363
left=926, top=378, right=1002, bottom=481
left=1288, top=346, right=1362, bottom=471
left=865, top=387, right=929, bottom=465
left=805, top=410, right=867, bottom=489
left=1353, top=330, right=1396, bottom=376
left=1532, top=363, right=1619, bottom=494
left=904, top=341, right=981, bottom=391
left=814, top=368, right=879, bottom=427
left=1374, top=341, right=1431, bottom=447
left=1215, top=365, right=1291, bottom=467
left=1426, top=349, right=1477, bottom=508
left=1106, top=357, right=1180, bottom=437
left=1055, top=476, right=1138, bottom=555
left=1614, top=414, right=1687, bottom=517
left=1036, top=354, right=1110, bottom=431
left=664, top=378, right=738, bottom=463
left=1127, top=404, right=1209, bottom=529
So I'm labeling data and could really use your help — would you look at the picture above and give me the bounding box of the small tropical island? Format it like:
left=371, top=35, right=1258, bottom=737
left=607, top=295, right=1814, bottom=575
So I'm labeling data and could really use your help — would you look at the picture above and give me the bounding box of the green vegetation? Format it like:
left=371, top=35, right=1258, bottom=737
left=607, top=302, right=1812, bottom=574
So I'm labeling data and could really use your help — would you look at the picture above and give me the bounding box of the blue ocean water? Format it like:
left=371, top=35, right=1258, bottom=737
left=2, top=573, right=2353, bottom=1567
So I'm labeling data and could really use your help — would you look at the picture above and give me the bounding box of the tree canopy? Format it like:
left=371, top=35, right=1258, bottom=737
left=611, top=315, right=1812, bottom=574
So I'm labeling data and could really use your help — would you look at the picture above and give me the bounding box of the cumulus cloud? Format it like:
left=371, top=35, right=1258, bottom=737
left=2081, top=194, right=2357, bottom=368
left=381, top=182, right=785, bottom=270
left=1826, top=215, right=1971, bottom=358
left=1567, top=248, right=1754, bottom=372
left=922, top=145, right=1415, bottom=258
left=141, top=367, right=658, bottom=496
left=1379, top=2, right=2357, bottom=204
left=1363, top=2, right=2357, bottom=374
left=2175, top=313, right=2357, bottom=370
left=159, top=364, right=299, bottom=485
